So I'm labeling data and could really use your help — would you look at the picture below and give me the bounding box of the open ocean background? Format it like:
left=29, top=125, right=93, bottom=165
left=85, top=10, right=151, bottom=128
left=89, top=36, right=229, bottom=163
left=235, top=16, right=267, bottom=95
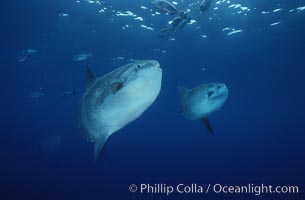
left=1, top=0, right=305, bottom=199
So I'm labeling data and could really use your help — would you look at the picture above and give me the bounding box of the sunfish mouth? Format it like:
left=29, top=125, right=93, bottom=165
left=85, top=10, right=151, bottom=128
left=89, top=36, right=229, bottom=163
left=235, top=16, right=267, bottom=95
left=143, top=60, right=162, bottom=70
left=213, top=84, right=228, bottom=98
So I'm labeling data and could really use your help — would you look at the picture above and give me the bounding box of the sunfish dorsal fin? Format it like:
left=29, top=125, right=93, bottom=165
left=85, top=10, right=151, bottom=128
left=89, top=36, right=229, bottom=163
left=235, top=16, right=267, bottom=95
left=86, top=66, right=97, bottom=89
left=94, top=134, right=110, bottom=161
left=200, top=117, right=214, bottom=135
left=178, top=86, right=190, bottom=97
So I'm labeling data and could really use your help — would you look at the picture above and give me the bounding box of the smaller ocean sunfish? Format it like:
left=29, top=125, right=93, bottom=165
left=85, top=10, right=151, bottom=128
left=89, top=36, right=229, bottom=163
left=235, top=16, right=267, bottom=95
left=178, top=83, right=228, bottom=134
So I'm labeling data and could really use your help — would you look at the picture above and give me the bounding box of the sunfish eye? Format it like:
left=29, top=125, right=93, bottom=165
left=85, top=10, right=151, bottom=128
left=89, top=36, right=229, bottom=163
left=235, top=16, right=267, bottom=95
left=208, top=91, right=214, bottom=97
left=137, top=64, right=141, bottom=69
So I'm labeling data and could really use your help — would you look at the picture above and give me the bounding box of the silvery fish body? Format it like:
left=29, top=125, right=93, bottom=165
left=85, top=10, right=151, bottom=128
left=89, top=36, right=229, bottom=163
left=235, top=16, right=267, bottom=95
left=79, top=60, right=162, bottom=160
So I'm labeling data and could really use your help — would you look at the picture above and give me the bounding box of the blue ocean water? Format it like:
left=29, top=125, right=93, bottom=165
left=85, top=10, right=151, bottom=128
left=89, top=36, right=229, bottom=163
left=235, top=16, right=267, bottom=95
left=1, top=0, right=305, bottom=199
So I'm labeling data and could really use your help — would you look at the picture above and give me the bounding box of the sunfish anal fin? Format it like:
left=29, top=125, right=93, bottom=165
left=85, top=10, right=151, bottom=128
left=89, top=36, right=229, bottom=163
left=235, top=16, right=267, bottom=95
left=200, top=117, right=214, bottom=135
left=94, top=134, right=110, bottom=161
left=86, top=66, right=97, bottom=89
left=177, top=86, right=190, bottom=97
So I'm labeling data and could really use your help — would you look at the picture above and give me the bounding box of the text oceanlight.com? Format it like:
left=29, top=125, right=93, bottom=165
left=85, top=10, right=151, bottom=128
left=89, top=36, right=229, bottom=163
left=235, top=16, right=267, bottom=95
left=129, top=183, right=299, bottom=196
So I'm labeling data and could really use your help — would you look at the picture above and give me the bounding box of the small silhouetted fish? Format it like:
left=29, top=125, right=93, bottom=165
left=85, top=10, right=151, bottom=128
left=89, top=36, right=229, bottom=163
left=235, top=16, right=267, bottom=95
left=200, top=0, right=213, bottom=12
left=41, top=136, right=62, bottom=153
left=172, top=17, right=184, bottom=26
left=61, top=90, right=76, bottom=97
left=29, top=92, right=44, bottom=98
left=26, top=49, right=38, bottom=53
left=178, top=19, right=190, bottom=29
left=59, top=12, right=69, bottom=17
left=152, top=0, right=185, bottom=17
left=171, top=16, right=190, bottom=30
left=73, top=53, right=92, bottom=62
left=159, top=16, right=190, bottom=36
left=17, top=48, right=37, bottom=62
left=17, top=55, right=31, bottom=62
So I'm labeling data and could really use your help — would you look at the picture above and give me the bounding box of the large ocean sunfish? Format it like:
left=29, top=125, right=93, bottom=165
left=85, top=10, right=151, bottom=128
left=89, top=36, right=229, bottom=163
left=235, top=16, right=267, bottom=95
left=79, top=60, right=162, bottom=160
left=178, top=83, right=228, bottom=134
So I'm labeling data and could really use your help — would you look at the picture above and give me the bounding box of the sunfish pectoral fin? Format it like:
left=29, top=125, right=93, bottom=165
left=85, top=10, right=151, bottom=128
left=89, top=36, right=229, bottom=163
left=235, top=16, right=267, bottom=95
left=94, top=134, right=110, bottom=161
left=86, top=66, right=97, bottom=89
left=178, top=86, right=190, bottom=97
left=200, top=117, right=214, bottom=135
left=110, top=82, right=124, bottom=94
